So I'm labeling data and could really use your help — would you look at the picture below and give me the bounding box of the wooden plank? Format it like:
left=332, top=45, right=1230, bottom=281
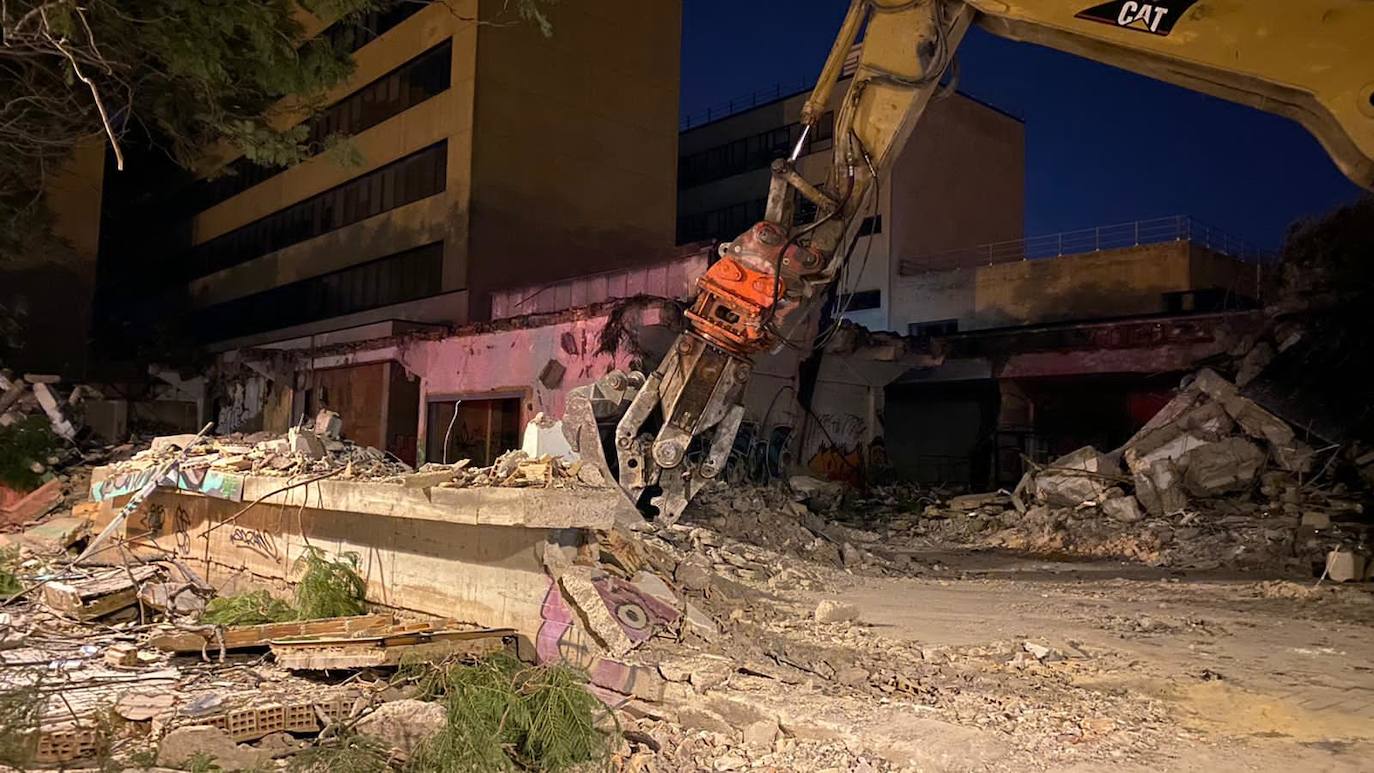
left=272, top=634, right=509, bottom=670
left=148, top=613, right=396, bottom=653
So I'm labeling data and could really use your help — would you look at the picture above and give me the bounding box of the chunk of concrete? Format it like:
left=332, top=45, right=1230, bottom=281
left=814, top=599, right=860, bottom=624
left=313, top=409, right=342, bottom=439
left=561, top=566, right=634, bottom=656
left=741, top=718, right=780, bottom=748
left=1101, top=496, right=1144, bottom=523
left=1180, top=437, right=1265, bottom=496
left=631, top=570, right=679, bottom=609
left=32, top=383, right=76, bottom=440
left=149, top=433, right=202, bottom=453
left=287, top=427, right=327, bottom=459
left=682, top=600, right=719, bottom=641
left=1133, top=458, right=1186, bottom=516
left=1033, top=447, right=1120, bottom=507
left=1325, top=550, right=1367, bottom=583
left=1301, top=512, right=1331, bottom=529
left=158, top=725, right=270, bottom=771
left=674, top=555, right=713, bottom=593
left=354, top=699, right=447, bottom=757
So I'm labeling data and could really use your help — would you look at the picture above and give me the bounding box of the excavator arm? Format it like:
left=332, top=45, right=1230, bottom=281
left=565, top=0, right=1374, bottom=524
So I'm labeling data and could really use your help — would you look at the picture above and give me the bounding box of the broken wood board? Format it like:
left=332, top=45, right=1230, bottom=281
left=270, top=626, right=514, bottom=670
left=148, top=613, right=396, bottom=653
left=41, top=566, right=163, bottom=620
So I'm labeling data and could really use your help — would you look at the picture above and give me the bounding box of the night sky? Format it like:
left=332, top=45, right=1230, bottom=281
left=679, top=0, right=1366, bottom=251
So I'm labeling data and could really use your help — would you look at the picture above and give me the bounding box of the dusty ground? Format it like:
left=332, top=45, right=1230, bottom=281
left=657, top=546, right=1374, bottom=772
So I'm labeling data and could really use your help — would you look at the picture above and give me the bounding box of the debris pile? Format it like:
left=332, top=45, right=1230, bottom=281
left=850, top=367, right=1369, bottom=576
left=0, top=371, right=116, bottom=531
left=96, top=420, right=602, bottom=491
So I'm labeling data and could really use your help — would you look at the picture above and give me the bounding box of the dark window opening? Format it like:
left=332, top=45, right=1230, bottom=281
left=425, top=397, right=522, bottom=467
left=857, top=214, right=882, bottom=237
left=908, top=319, right=960, bottom=338
left=676, top=196, right=766, bottom=244
left=838, top=289, right=881, bottom=312
left=1162, top=287, right=1258, bottom=314
left=195, top=241, right=443, bottom=341
left=678, top=111, right=834, bottom=189
left=191, top=14, right=447, bottom=213
left=189, top=141, right=447, bottom=278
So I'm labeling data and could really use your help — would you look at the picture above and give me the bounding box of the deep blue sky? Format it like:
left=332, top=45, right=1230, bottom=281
left=679, top=1, right=1365, bottom=250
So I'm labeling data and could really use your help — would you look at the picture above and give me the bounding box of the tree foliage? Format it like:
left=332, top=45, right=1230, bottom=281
left=0, top=0, right=555, bottom=261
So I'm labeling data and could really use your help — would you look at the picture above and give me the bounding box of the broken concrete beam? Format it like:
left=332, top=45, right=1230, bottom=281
left=270, top=626, right=512, bottom=670
left=22, top=373, right=60, bottom=384
left=1180, top=437, right=1265, bottom=497
left=42, top=565, right=162, bottom=620
left=31, top=382, right=76, bottom=440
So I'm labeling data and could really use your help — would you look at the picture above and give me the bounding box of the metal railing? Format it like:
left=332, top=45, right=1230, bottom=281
left=897, top=215, right=1270, bottom=276
left=680, top=77, right=813, bottom=130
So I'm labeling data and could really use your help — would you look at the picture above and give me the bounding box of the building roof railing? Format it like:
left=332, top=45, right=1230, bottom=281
left=897, top=215, right=1271, bottom=276
left=680, top=77, right=814, bottom=131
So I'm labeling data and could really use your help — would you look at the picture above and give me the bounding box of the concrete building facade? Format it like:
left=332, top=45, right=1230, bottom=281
left=676, top=76, right=1025, bottom=333
left=158, top=0, right=680, bottom=351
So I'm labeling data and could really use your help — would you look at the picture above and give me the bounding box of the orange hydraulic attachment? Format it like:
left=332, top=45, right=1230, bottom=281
left=685, top=221, right=824, bottom=356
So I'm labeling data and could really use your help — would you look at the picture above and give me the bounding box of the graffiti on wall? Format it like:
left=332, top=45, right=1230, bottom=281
left=91, top=466, right=245, bottom=503
left=806, top=412, right=870, bottom=486
left=229, top=526, right=280, bottom=561
left=534, top=572, right=680, bottom=704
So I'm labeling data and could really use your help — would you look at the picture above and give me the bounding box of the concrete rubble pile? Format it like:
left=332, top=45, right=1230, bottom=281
left=94, top=412, right=595, bottom=491
left=0, top=370, right=119, bottom=533
left=872, top=367, right=1371, bottom=577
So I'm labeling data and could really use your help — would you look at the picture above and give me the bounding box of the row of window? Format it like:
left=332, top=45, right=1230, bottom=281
left=677, top=197, right=880, bottom=246
left=193, top=40, right=452, bottom=213
left=196, top=241, right=445, bottom=341
left=676, top=197, right=767, bottom=244
left=189, top=141, right=448, bottom=279
left=678, top=111, right=834, bottom=190
left=322, top=0, right=428, bottom=56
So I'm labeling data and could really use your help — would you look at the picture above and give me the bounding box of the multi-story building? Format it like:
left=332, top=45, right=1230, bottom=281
left=101, top=0, right=681, bottom=354
left=676, top=70, right=1025, bottom=333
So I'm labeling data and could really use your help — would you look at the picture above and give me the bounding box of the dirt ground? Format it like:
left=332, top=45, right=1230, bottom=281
left=675, top=547, right=1374, bottom=772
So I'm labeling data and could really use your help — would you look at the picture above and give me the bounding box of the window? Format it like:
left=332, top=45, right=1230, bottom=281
left=908, top=319, right=959, bottom=338
left=196, top=241, right=444, bottom=341
left=425, top=397, right=522, bottom=466
left=676, top=197, right=766, bottom=244
left=192, top=41, right=452, bottom=212
left=321, top=0, right=427, bottom=55
left=838, top=289, right=881, bottom=312
left=857, top=214, right=882, bottom=237
left=189, top=141, right=447, bottom=277
left=678, top=111, right=834, bottom=189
